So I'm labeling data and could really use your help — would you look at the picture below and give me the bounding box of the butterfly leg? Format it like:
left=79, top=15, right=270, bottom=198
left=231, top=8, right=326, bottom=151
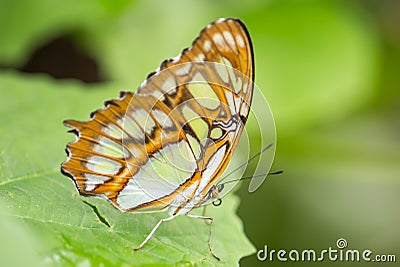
left=186, top=213, right=220, bottom=261
left=201, top=206, right=212, bottom=225
left=134, top=215, right=176, bottom=251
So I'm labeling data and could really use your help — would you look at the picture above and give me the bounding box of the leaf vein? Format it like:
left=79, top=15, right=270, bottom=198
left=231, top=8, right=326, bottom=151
left=0, top=168, right=60, bottom=186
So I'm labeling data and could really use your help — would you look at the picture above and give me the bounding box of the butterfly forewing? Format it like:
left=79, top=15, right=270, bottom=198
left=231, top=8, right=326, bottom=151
left=61, top=18, right=254, bottom=214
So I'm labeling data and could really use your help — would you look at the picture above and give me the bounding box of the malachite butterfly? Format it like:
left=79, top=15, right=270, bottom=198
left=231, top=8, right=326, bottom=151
left=61, top=18, right=255, bottom=260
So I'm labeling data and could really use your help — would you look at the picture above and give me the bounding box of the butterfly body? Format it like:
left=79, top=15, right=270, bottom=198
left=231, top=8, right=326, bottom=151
left=62, top=18, right=254, bottom=260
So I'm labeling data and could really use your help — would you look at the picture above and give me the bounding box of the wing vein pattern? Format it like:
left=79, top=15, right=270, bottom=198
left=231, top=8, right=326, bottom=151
left=61, top=18, right=254, bottom=214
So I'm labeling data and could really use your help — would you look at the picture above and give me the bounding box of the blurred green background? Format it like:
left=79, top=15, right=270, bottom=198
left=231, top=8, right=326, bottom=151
left=0, top=0, right=399, bottom=266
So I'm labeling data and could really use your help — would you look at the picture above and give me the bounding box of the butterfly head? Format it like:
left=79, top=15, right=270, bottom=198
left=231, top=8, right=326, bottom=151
left=204, top=184, right=225, bottom=207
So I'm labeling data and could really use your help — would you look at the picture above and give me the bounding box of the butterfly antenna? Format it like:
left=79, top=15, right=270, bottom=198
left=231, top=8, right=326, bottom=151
left=219, top=170, right=283, bottom=186
left=217, top=143, right=274, bottom=184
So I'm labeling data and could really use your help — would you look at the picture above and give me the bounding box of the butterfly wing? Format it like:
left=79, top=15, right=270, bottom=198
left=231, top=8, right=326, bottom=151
left=61, top=18, right=254, bottom=213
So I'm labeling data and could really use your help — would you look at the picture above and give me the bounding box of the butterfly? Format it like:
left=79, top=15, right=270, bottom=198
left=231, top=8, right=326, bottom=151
left=61, top=18, right=254, bottom=261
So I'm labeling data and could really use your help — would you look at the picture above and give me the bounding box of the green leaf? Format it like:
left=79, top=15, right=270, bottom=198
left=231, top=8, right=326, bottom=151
left=0, top=203, right=46, bottom=267
left=0, top=71, right=255, bottom=266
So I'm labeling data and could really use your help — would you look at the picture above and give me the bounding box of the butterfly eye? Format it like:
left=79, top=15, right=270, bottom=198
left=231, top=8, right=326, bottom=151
left=217, top=184, right=224, bottom=193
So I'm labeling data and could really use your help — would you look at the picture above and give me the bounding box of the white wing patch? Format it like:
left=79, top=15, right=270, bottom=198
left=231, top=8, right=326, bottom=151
left=212, top=33, right=224, bottom=46
left=130, top=108, right=155, bottom=135
left=225, top=91, right=236, bottom=114
left=121, top=116, right=143, bottom=141
left=103, top=123, right=123, bottom=139
left=203, top=40, right=211, bottom=52
left=188, top=72, right=220, bottom=110
left=216, top=63, right=229, bottom=84
left=116, top=140, right=197, bottom=210
left=197, top=144, right=227, bottom=194
left=236, top=34, right=245, bottom=47
left=194, top=53, right=205, bottom=62
left=161, top=76, right=177, bottom=94
left=210, top=127, right=223, bottom=139
left=93, top=136, right=125, bottom=158
left=152, top=109, right=174, bottom=129
left=223, top=31, right=236, bottom=48
left=86, top=156, right=121, bottom=175
left=182, top=105, right=209, bottom=141
left=84, top=174, right=111, bottom=191
left=187, top=133, right=201, bottom=159
left=176, top=64, right=191, bottom=76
